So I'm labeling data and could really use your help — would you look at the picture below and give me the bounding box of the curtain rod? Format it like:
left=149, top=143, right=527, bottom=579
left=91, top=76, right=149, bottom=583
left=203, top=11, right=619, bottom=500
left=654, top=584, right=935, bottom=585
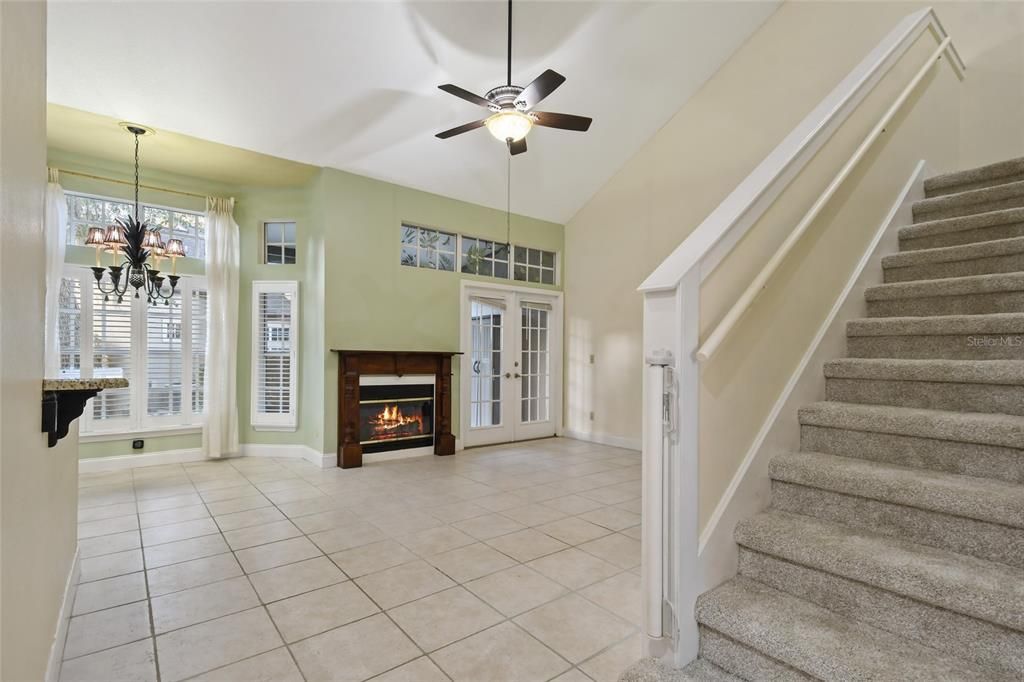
left=53, top=167, right=230, bottom=202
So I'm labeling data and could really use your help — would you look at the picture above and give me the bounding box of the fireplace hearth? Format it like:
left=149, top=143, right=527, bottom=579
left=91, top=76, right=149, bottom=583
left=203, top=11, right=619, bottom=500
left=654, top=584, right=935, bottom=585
left=359, top=383, right=434, bottom=453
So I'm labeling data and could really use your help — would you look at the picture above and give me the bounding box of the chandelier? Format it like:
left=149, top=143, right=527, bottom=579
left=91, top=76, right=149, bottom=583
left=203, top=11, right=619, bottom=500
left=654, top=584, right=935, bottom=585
left=84, top=124, right=186, bottom=305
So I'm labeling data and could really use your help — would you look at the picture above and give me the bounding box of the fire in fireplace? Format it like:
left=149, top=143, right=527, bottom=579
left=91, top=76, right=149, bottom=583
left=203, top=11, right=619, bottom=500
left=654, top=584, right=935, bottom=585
left=359, top=383, right=434, bottom=453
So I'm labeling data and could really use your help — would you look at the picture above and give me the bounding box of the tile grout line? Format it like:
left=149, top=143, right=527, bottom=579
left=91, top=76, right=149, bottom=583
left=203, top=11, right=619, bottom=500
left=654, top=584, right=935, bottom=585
left=70, top=447, right=641, bottom=681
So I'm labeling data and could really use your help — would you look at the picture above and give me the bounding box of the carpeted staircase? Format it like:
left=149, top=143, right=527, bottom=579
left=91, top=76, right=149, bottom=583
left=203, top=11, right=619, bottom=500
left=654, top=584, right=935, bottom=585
left=626, top=157, right=1024, bottom=681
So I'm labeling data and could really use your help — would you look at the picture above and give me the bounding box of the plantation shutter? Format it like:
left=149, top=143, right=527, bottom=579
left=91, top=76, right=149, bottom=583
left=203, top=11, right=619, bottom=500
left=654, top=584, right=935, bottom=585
left=58, top=275, right=83, bottom=379
left=191, top=287, right=208, bottom=414
left=57, top=266, right=208, bottom=434
left=90, top=276, right=133, bottom=424
left=146, top=289, right=184, bottom=418
left=252, top=281, right=298, bottom=430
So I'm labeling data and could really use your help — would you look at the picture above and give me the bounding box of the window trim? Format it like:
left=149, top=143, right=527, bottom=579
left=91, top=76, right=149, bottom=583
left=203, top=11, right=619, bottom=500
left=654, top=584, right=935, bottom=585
left=250, top=280, right=299, bottom=432
left=61, top=265, right=209, bottom=436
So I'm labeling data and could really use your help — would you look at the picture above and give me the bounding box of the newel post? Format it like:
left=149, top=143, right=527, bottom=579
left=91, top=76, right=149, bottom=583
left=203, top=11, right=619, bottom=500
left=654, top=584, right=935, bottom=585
left=641, top=266, right=701, bottom=666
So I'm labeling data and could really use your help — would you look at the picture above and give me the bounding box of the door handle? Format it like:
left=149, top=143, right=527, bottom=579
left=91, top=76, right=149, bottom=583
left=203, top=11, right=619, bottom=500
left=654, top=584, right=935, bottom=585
left=505, top=372, right=512, bottom=379
left=514, top=373, right=521, bottom=379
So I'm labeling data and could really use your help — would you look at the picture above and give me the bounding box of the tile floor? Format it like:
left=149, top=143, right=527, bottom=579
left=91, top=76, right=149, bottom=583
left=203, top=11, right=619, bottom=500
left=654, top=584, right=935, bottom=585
left=62, top=438, right=642, bottom=682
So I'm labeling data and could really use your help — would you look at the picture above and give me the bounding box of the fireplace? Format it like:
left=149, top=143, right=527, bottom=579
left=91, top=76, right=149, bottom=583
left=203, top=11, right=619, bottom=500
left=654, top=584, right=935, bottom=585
left=333, top=350, right=459, bottom=468
left=359, top=383, right=434, bottom=453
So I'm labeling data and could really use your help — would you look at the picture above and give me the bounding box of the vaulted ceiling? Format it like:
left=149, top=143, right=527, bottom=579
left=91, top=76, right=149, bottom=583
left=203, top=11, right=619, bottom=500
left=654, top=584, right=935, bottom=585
left=47, top=1, right=777, bottom=223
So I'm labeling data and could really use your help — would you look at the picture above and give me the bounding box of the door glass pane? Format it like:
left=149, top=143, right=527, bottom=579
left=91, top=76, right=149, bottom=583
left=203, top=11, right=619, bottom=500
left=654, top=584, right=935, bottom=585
left=470, top=300, right=503, bottom=427
left=520, top=304, right=550, bottom=423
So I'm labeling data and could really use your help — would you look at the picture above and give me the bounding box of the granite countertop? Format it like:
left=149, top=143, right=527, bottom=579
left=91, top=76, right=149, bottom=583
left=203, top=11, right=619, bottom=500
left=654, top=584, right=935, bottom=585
left=42, top=378, right=129, bottom=391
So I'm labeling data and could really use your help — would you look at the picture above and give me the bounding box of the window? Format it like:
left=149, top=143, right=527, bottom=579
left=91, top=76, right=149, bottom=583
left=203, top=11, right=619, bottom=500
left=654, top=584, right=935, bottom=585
left=513, top=246, right=556, bottom=285
left=58, top=266, right=208, bottom=434
left=461, top=237, right=510, bottom=279
left=252, top=281, right=298, bottom=431
left=66, top=192, right=206, bottom=259
left=400, top=224, right=456, bottom=271
left=264, top=221, right=297, bottom=265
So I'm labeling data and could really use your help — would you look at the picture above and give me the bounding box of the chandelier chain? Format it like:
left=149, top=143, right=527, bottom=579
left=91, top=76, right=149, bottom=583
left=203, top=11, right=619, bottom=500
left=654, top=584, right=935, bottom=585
left=133, top=132, right=140, bottom=221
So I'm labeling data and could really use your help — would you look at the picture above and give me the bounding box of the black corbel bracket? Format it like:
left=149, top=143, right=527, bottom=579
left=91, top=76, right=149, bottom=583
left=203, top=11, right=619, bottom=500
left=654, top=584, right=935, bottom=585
left=42, top=389, right=100, bottom=448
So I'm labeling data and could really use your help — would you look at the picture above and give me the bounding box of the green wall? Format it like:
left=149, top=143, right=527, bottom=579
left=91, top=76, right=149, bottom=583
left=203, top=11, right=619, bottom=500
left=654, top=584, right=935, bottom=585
left=50, top=150, right=563, bottom=461
left=314, top=168, right=562, bottom=454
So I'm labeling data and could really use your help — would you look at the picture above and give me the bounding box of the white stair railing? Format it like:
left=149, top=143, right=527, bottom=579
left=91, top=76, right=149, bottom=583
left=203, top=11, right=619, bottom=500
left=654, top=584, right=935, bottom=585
left=638, top=7, right=964, bottom=665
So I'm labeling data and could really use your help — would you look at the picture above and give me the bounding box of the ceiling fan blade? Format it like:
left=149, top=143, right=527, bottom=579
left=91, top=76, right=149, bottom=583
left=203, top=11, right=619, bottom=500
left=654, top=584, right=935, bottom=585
left=438, top=84, right=493, bottom=109
left=508, top=138, right=527, bottom=156
left=532, top=111, right=592, bottom=132
left=436, top=119, right=487, bottom=139
left=514, top=69, right=566, bottom=110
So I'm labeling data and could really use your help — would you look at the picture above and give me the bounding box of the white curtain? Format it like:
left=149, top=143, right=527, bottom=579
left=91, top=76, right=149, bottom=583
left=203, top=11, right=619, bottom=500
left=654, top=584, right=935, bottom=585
left=203, top=196, right=240, bottom=458
left=44, top=168, right=68, bottom=378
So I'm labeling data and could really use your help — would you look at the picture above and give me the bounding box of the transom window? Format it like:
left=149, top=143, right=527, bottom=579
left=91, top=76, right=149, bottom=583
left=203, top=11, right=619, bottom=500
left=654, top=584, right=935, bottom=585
left=66, top=192, right=206, bottom=260
left=400, top=224, right=457, bottom=271
left=513, top=246, right=556, bottom=285
left=264, top=221, right=297, bottom=265
left=461, top=237, right=510, bottom=279
left=399, top=224, right=557, bottom=285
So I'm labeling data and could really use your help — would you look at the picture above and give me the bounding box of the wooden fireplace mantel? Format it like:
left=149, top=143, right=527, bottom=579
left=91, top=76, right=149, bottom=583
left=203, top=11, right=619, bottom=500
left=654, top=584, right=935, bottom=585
left=331, top=350, right=461, bottom=469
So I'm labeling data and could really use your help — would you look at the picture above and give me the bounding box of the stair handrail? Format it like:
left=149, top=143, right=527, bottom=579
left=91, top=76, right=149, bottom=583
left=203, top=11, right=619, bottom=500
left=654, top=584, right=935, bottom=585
left=696, top=34, right=959, bottom=362
left=638, top=8, right=964, bottom=298
left=638, top=7, right=964, bottom=666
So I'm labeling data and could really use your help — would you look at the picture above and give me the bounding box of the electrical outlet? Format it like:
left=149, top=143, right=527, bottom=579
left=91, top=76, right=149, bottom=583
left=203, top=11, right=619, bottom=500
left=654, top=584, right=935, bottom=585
left=589, top=354, right=595, bottom=364
left=132, top=439, right=144, bottom=450
left=589, top=411, right=594, bottom=421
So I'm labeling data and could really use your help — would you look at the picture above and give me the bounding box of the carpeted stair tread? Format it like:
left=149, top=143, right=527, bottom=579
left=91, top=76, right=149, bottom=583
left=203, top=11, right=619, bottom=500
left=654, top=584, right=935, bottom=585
left=898, top=207, right=1024, bottom=249
left=798, top=401, right=1024, bottom=449
left=770, top=451, right=1024, bottom=528
left=925, top=157, right=1024, bottom=197
left=695, top=577, right=993, bottom=680
left=734, top=511, right=1024, bottom=632
left=864, top=271, right=1024, bottom=301
left=738, top=548, right=1024, bottom=675
left=846, top=312, right=1024, bottom=337
left=913, top=179, right=1024, bottom=222
left=882, top=237, right=1024, bottom=282
left=823, top=358, right=1024, bottom=384
left=617, top=657, right=741, bottom=682
left=885, top=236, right=1024, bottom=267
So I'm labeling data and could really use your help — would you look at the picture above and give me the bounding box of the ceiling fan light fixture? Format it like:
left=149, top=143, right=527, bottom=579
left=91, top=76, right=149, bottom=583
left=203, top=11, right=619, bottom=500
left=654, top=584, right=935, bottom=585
left=485, top=110, right=532, bottom=142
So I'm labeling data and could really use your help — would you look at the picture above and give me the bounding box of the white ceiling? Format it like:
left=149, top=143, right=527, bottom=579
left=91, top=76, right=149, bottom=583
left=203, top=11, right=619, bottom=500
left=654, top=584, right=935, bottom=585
left=47, top=1, right=777, bottom=224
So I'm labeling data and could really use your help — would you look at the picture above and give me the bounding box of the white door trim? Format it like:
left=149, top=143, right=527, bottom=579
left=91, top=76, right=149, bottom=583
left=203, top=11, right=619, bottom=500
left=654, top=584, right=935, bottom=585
left=459, top=280, right=564, bottom=448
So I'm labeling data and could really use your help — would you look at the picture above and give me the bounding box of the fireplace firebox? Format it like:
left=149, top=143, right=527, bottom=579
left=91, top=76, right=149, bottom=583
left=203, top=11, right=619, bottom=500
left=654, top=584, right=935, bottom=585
left=359, top=384, right=434, bottom=453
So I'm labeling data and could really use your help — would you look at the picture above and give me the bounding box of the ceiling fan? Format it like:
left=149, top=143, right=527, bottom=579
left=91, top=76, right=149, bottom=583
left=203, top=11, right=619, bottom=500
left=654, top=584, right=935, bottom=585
left=435, top=0, right=592, bottom=156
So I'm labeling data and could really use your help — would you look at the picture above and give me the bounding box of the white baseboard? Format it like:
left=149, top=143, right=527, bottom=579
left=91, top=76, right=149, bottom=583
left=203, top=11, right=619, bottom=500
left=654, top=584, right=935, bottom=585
left=240, top=443, right=332, bottom=469
left=696, top=160, right=930, bottom=589
left=561, top=428, right=641, bottom=451
left=78, top=448, right=205, bottom=473
left=79, top=443, right=334, bottom=472
left=45, top=547, right=80, bottom=682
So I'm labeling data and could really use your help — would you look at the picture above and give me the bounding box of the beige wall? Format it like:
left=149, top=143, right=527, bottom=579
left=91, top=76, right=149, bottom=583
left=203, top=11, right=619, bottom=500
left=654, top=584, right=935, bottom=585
left=0, top=2, right=80, bottom=680
left=564, top=2, right=1022, bottom=527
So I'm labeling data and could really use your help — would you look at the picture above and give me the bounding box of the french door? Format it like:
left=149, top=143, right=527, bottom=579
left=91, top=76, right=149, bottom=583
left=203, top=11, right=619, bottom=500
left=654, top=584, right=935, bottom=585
left=461, top=285, right=562, bottom=447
